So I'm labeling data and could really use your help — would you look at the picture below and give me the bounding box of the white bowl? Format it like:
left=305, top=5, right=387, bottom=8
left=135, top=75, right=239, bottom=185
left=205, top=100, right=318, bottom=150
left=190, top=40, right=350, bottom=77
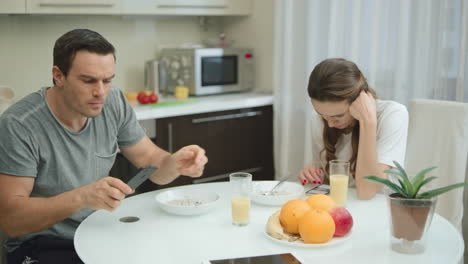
left=251, top=181, right=305, bottom=206
left=155, top=189, right=221, bottom=216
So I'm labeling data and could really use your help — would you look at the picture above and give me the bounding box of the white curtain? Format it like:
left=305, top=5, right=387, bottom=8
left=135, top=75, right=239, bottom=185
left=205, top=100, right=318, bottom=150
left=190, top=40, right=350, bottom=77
left=273, top=0, right=468, bottom=178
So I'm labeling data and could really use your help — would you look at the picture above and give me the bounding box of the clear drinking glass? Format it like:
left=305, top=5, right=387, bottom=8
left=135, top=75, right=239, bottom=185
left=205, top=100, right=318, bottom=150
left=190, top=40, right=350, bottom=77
left=229, top=172, right=252, bottom=226
left=329, top=160, right=350, bottom=206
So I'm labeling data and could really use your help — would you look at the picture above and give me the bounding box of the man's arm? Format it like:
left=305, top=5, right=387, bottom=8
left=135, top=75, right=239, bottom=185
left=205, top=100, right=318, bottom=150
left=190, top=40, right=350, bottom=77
left=0, top=174, right=132, bottom=237
left=120, top=136, right=208, bottom=185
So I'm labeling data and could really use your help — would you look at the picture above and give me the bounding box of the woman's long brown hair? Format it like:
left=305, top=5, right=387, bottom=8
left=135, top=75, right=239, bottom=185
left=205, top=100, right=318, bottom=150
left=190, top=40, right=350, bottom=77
left=307, top=58, right=377, bottom=177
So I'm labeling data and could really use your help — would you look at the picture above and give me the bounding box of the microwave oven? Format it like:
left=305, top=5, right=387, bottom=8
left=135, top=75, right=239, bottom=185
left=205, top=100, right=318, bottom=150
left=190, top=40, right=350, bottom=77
left=158, top=47, right=254, bottom=96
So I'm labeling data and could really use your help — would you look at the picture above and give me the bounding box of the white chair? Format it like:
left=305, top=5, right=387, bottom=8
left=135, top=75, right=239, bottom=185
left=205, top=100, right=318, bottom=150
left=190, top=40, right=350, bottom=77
left=404, top=99, right=468, bottom=232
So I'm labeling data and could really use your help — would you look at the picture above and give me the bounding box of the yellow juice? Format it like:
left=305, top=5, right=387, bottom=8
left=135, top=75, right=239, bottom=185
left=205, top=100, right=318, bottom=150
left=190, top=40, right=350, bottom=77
left=330, top=174, right=349, bottom=206
left=231, top=196, right=250, bottom=225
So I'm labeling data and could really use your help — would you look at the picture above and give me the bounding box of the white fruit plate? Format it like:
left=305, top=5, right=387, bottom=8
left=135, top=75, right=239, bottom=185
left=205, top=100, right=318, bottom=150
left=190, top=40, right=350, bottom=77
left=264, top=230, right=352, bottom=248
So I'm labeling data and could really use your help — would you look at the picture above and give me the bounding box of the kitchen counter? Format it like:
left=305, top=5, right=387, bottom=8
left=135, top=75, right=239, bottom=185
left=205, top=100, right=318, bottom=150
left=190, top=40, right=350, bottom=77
left=134, top=92, right=273, bottom=121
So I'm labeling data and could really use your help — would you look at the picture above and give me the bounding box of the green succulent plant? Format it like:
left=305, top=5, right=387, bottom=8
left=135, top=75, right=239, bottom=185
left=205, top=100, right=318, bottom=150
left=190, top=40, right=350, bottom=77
left=364, top=161, right=468, bottom=199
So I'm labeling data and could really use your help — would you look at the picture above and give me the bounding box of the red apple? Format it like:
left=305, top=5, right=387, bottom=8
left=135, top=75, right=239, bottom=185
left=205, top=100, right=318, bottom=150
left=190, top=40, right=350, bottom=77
left=329, top=206, right=353, bottom=237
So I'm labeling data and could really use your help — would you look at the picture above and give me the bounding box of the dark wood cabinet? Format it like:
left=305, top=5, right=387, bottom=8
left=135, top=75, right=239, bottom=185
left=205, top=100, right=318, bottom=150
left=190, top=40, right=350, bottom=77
left=110, top=105, right=274, bottom=194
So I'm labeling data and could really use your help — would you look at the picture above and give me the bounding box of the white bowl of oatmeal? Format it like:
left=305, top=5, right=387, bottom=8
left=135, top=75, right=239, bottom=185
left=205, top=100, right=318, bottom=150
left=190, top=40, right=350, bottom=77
left=155, top=189, right=221, bottom=216
left=251, top=181, right=305, bottom=206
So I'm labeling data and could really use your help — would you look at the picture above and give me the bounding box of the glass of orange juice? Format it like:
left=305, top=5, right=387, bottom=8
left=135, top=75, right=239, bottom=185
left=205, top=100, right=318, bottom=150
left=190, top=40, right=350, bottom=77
left=229, top=172, right=252, bottom=226
left=329, top=160, right=350, bottom=206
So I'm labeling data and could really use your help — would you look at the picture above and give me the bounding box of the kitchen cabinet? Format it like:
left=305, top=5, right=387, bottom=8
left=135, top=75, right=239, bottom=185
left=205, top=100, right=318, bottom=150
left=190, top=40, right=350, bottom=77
left=2, top=0, right=251, bottom=15
left=26, top=0, right=121, bottom=14
left=110, top=105, right=274, bottom=194
left=0, top=0, right=26, bottom=14
left=121, top=0, right=251, bottom=15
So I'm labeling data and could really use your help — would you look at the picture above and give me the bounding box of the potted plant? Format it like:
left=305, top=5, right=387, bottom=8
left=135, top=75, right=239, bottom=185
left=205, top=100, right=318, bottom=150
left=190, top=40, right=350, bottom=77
left=364, top=161, right=468, bottom=254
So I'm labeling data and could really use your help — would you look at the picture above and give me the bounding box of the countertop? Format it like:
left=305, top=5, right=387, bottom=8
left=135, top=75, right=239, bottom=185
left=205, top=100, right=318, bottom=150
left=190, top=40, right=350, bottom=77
left=133, top=92, right=273, bottom=120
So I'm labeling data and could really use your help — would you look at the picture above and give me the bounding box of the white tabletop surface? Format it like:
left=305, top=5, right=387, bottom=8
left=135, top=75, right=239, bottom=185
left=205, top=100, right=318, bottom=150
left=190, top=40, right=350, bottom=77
left=74, top=182, right=464, bottom=264
left=133, top=92, right=273, bottom=120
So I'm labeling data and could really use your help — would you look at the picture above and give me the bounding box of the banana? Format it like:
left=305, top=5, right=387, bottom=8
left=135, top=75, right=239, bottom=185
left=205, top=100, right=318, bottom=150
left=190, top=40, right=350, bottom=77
left=265, top=210, right=292, bottom=240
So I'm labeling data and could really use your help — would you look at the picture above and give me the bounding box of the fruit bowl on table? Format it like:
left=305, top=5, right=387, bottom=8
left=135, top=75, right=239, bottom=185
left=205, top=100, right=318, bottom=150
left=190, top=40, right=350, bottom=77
left=251, top=181, right=304, bottom=206
left=155, top=189, right=220, bottom=216
left=265, top=210, right=352, bottom=248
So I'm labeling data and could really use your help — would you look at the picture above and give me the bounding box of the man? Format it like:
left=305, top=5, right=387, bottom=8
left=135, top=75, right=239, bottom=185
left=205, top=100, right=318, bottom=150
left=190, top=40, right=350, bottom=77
left=0, top=29, right=208, bottom=263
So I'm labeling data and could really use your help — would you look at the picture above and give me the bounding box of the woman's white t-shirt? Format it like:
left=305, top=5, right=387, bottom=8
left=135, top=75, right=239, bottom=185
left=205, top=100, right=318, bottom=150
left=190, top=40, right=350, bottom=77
left=310, top=99, right=409, bottom=186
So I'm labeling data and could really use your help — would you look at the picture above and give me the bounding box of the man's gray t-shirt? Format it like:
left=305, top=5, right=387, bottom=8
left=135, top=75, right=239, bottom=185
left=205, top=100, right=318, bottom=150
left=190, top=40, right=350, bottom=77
left=0, top=87, right=145, bottom=252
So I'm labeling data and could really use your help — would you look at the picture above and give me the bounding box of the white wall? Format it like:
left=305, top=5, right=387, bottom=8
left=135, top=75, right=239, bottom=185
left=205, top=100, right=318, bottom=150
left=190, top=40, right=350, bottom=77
left=0, top=15, right=222, bottom=100
left=223, top=0, right=274, bottom=93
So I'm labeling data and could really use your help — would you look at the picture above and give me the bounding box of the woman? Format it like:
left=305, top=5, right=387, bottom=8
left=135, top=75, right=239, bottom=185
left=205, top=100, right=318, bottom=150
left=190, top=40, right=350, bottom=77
left=298, top=58, right=408, bottom=199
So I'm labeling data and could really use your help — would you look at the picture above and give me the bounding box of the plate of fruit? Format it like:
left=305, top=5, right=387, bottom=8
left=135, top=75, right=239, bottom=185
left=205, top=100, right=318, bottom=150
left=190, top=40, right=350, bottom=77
left=265, top=194, right=353, bottom=248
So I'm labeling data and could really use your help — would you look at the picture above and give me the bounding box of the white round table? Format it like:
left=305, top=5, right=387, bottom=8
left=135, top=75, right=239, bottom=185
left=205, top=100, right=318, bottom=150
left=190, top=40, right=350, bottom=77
left=74, top=182, right=464, bottom=264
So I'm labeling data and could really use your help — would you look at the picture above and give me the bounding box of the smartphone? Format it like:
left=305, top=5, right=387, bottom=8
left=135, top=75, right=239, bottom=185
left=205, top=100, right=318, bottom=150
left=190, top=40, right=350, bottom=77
left=204, top=253, right=303, bottom=264
left=126, top=166, right=157, bottom=191
left=306, top=184, right=330, bottom=195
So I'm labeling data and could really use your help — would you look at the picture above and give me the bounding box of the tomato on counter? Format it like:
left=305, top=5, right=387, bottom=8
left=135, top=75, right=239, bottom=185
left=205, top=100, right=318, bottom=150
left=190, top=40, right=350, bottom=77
left=137, top=91, right=158, bottom=104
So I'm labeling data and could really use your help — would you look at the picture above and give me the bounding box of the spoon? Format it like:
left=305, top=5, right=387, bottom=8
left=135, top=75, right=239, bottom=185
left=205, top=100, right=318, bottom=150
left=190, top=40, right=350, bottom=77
left=263, top=173, right=293, bottom=196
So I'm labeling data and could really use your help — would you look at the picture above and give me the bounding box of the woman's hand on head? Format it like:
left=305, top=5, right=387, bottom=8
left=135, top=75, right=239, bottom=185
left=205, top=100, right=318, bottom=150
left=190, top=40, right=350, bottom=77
left=349, top=91, right=377, bottom=123
left=298, top=165, right=324, bottom=185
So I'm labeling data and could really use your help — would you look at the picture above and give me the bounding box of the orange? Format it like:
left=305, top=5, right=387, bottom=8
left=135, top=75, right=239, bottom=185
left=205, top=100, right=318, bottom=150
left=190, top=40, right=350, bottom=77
left=279, top=199, right=311, bottom=234
left=306, top=194, right=336, bottom=212
left=298, top=209, right=335, bottom=243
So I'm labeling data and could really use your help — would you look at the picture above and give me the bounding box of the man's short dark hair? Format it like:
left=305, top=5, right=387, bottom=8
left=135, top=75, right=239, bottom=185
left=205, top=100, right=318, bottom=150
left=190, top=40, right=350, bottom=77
left=53, top=29, right=116, bottom=84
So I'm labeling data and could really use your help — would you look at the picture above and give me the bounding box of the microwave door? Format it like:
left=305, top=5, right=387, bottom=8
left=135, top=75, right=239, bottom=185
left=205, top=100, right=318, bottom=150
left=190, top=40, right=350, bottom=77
left=202, top=56, right=237, bottom=84
left=195, top=49, right=239, bottom=95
